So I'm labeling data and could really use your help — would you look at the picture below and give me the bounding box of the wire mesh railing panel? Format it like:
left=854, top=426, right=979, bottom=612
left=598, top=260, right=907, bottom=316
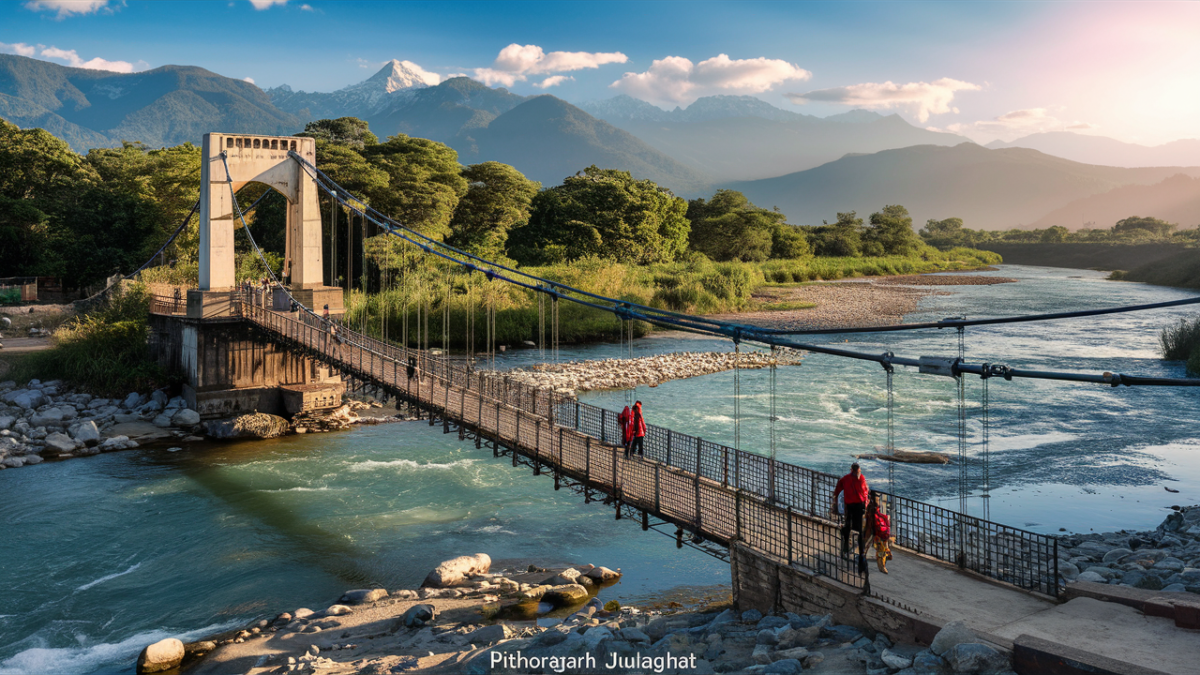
left=657, top=467, right=700, bottom=528
left=698, top=482, right=737, bottom=542
left=619, top=459, right=657, bottom=512
left=735, top=450, right=772, bottom=497
left=698, top=439, right=729, bottom=485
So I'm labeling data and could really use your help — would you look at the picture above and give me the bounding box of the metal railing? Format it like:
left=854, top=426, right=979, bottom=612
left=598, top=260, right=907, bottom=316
left=191, top=296, right=1059, bottom=597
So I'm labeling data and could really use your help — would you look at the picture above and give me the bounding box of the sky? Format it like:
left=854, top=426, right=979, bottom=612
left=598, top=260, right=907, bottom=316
left=3, top=0, right=1200, bottom=145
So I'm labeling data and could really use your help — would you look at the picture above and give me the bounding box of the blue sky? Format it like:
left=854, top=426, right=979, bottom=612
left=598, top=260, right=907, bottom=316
left=4, top=0, right=1200, bottom=145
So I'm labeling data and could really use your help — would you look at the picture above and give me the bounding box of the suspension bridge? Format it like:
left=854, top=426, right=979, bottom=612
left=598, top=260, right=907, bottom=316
left=112, top=133, right=1200, bottom=669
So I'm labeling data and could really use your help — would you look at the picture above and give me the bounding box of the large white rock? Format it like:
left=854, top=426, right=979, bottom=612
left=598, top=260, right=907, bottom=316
left=422, top=553, right=492, bottom=587
left=72, top=421, right=101, bottom=446
left=172, top=409, right=201, bottom=427
left=136, top=637, right=184, bottom=674
left=43, top=432, right=77, bottom=455
left=930, top=620, right=976, bottom=656
left=100, top=435, right=134, bottom=452
left=30, top=408, right=65, bottom=427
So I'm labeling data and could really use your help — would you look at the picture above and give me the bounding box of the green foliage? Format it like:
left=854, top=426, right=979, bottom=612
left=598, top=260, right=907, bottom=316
left=687, top=190, right=804, bottom=262
left=12, top=284, right=172, bottom=395
left=865, top=205, right=922, bottom=256
left=1040, top=225, right=1068, bottom=243
left=296, top=117, right=379, bottom=149
left=448, top=161, right=540, bottom=258
left=808, top=211, right=864, bottom=257
left=1114, top=250, right=1200, bottom=289
left=362, top=134, right=468, bottom=238
left=511, top=166, right=689, bottom=265
left=1160, top=315, right=1200, bottom=375
left=1113, top=216, right=1176, bottom=238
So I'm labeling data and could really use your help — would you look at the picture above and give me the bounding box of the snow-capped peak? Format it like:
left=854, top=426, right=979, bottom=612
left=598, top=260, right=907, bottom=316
left=340, top=59, right=439, bottom=95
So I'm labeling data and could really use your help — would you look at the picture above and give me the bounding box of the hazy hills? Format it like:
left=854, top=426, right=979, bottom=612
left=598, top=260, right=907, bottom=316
left=1028, top=173, right=1200, bottom=230
left=580, top=95, right=969, bottom=181
left=989, top=132, right=1200, bottom=169
left=0, top=54, right=299, bottom=150
left=731, top=143, right=1200, bottom=230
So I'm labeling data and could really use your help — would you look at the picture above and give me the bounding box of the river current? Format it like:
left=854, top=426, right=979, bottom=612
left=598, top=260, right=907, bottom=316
left=1, top=265, right=1197, bottom=674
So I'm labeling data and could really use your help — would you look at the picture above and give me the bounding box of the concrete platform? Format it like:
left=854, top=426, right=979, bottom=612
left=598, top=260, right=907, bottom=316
left=870, top=549, right=1200, bottom=675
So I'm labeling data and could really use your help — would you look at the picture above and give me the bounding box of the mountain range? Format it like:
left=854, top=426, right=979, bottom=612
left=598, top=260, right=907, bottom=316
left=989, top=132, right=1200, bottom=169
left=0, top=53, right=298, bottom=150
left=4, top=54, right=1199, bottom=231
left=731, top=143, right=1200, bottom=230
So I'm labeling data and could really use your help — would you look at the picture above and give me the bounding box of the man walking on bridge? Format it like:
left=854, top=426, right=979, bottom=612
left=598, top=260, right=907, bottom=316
left=833, top=462, right=869, bottom=557
left=628, top=401, right=647, bottom=458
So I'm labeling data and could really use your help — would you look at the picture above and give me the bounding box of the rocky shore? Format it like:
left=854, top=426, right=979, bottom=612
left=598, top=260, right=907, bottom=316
left=159, top=554, right=1015, bottom=675
left=0, top=378, right=200, bottom=469
left=0, top=378, right=408, bottom=471
left=504, top=350, right=804, bottom=396
left=1056, top=505, right=1200, bottom=593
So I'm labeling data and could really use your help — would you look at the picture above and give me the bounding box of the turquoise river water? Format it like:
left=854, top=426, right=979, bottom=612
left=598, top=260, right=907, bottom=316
left=1, top=265, right=1197, bottom=674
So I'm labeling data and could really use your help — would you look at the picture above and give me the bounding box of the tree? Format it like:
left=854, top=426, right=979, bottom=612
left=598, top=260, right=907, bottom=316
left=511, top=166, right=689, bottom=265
left=809, top=211, right=864, bottom=257
left=448, top=162, right=540, bottom=258
left=296, top=117, right=379, bottom=150
left=686, top=190, right=805, bottom=262
left=1040, top=225, right=1068, bottom=243
left=865, top=205, right=922, bottom=256
left=362, top=134, right=468, bottom=238
left=1113, top=216, right=1175, bottom=239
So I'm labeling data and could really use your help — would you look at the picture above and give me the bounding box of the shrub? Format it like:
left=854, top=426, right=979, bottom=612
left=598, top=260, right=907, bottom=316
left=1160, top=316, right=1200, bottom=374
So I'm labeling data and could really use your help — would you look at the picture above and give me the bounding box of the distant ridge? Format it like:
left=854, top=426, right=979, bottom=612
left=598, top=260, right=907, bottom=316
left=730, top=143, right=1200, bottom=230
left=580, top=95, right=969, bottom=181
left=988, top=131, right=1200, bottom=169
left=0, top=53, right=300, bottom=150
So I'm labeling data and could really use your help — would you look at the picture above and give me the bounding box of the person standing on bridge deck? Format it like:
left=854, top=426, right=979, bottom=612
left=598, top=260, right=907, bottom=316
left=864, top=491, right=893, bottom=574
left=618, top=405, right=633, bottom=457
left=629, top=401, right=647, bottom=457
left=832, top=462, right=869, bottom=557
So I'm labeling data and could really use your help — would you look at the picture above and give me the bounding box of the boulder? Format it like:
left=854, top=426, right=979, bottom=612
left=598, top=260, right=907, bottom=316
left=2, top=456, right=25, bottom=468
left=757, top=629, right=779, bottom=645
left=882, top=648, right=914, bottom=669
left=0, top=416, right=14, bottom=431
left=466, top=624, right=511, bottom=644
left=99, top=435, right=137, bottom=452
left=43, top=432, right=77, bottom=455
left=585, top=565, right=621, bottom=581
left=152, top=414, right=173, bottom=428
left=136, top=638, right=184, bottom=674
left=763, top=659, right=802, bottom=675
left=546, top=568, right=582, bottom=585
left=913, top=650, right=949, bottom=673
left=151, top=390, right=169, bottom=406
left=422, top=553, right=492, bottom=587
left=23, top=454, right=43, bottom=465
left=400, top=604, right=435, bottom=628
left=339, top=589, right=388, bottom=605
left=72, top=421, right=101, bottom=446
left=1102, top=548, right=1133, bottom=563
left=321, top=604, right=353, bottom=617
left=123, top=392, right=144, bottom=409
left=944, top=643, right=1008, bottom=674
left=741, top=609, right=763, bottom=623
left=930, top=620, right=976, bottom=656
left=203, top=413, right=290, bottom=440
left=541, top=584, right=589, bottom=607
left=172, top=409, right=201, bottom=427
left=620, top=627, right=650, bottom=643
left=1076, top=571, right=1107, bottom=583
left=29, top=408, right=64, bottom=427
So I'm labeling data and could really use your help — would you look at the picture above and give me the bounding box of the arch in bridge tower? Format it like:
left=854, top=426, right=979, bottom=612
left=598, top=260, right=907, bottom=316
left=194, top=132, right=342, bottom=317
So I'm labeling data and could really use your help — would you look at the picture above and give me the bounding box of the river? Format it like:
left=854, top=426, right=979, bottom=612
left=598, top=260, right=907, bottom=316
left=1, top=265, right=1197, bottom=674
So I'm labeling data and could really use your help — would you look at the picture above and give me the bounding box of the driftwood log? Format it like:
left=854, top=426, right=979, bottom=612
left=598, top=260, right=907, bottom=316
left=856, top=448, right=952, bottom=464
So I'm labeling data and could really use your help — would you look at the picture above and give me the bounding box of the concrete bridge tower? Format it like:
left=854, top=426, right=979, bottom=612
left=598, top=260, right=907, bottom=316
left=189, top=133, right=343, bottom=317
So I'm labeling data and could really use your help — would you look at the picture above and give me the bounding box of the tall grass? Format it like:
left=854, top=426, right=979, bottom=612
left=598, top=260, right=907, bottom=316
left=1160, top=315, right=1200, bottom=375
left=11, top=283, right=175, bottom=395
left=343, top=247, right=1001, bottom=348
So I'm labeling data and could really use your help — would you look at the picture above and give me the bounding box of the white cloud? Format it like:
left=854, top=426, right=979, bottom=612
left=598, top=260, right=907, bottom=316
left=248, top=0, right=287, bottom=8
left=355, top=58, right=376, bottom=69
left=243, top=76, right=255, bottom=84
left=23, top=0, right=110, bottom=18
left=473, top=43, right=627, bottom=87
left=787, top=78, right=980, bottom=123
left=299, top=3, right=312, bottom=9
left=0, top=41, right=37, bottom=57
left=534, top=75, right=573, bottom=89
left=611, top=54, right=811, bottom=106
left=946, top=107, right=1098, bottom=142
left=39, top=45, right=146, bottom=73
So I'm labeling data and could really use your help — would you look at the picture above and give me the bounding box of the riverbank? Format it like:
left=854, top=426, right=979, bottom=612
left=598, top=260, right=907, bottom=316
left=172, top=554, right=1001, bottom=675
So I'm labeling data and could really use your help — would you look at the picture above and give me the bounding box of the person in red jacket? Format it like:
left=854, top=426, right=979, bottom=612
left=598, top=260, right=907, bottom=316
left=832, top=462, right=869, bottom=556
left=628, top=401, right=647, bottom=457
left=864, top=491, right=894, bottom=574
left=618, top=405, right=633, bottom=455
